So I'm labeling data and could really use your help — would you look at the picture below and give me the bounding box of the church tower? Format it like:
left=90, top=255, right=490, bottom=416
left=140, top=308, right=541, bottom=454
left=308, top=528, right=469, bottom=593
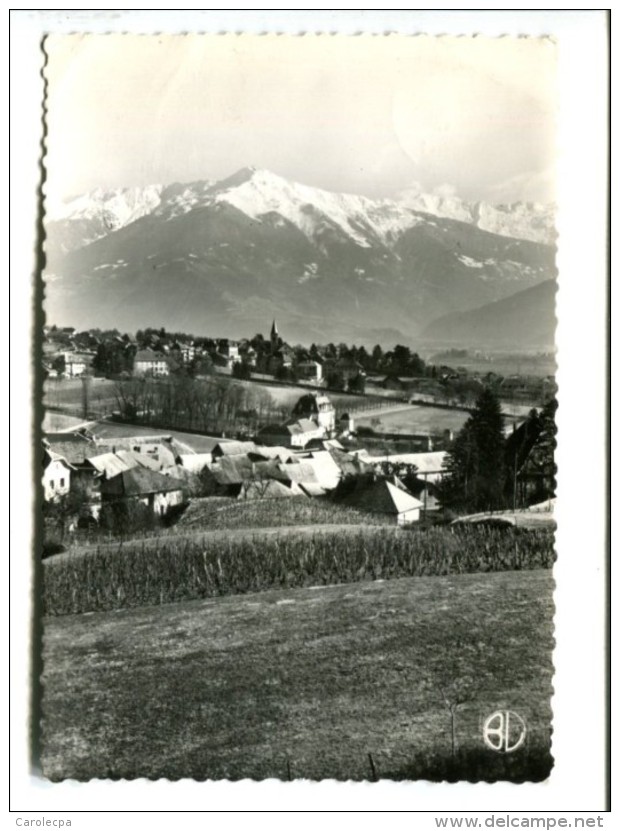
left=270, top=320, right=279, bottom=353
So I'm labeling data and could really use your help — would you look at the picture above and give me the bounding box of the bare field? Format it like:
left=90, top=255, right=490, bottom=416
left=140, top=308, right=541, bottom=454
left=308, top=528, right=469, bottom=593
left=426, top=352, right=557, bottom=378
left=41, top=569, right=554, bottom=782
left=356, top=404, right=470, bottom=435
left=249, top=381, right=369, bottom=412
left=42, top=412, right=89, bottom=433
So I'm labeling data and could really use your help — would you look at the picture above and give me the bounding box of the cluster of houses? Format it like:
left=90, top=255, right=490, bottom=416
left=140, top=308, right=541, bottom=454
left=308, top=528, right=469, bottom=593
left=42, top=391, right=446, bottom=529
left=42, top=320, right=368, bottom=390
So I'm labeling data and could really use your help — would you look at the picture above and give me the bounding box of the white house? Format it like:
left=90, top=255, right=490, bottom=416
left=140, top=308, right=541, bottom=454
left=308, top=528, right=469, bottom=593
left=133, top=349, right=170, bottom=377
left=42, top=448, right=74, bottom=501
left=291, top=392, right=336, bottom=433
left=296, top=359, right=323, bottom=384
left=63, top=353, right=88, bottom=377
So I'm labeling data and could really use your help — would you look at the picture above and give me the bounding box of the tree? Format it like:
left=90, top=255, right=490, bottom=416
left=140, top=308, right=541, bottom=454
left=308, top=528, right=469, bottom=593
left=371, top=344, right=383, bottom=371
left=325, top=370, right=345, bottom=391
left=440, top=387, right=506, bottom=513
left=347, top=373, right=366, bottom=394
left=51, top=354, right=66, bottom=376
left=357, top=345, right=370, bottom=371
left=232, top=361, right=252, bottom=380
left=504, top=398, right=557, bottom=507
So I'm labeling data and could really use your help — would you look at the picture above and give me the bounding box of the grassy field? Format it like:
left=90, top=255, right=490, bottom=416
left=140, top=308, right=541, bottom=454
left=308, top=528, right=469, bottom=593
left=356, top=404, right=470, bottom=435
left=43, top=525, right=555, bottom=616
left=41, top=569, right=554, bottom=781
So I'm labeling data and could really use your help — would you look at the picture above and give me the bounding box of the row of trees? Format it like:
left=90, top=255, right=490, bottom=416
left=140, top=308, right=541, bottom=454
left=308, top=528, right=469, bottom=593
left=439, top=389, right=557, bottom=514
left=113, top=374, right=285, bottom=437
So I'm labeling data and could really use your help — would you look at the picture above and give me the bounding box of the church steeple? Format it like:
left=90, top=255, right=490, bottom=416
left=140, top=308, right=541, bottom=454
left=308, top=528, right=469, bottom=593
left=270, top=319, right=279, bottom=352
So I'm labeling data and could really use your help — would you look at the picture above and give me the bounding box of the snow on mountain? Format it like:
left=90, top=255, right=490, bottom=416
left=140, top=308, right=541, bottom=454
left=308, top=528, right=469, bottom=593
left=207, top=167, right=423, bottom=247
left=396, top=187, right=555, bottom=245
left=50, top=185, right=164, bottom=230
left=473, top=201, right=556, bottom=245
left=47, top=168, right=556, bottom=258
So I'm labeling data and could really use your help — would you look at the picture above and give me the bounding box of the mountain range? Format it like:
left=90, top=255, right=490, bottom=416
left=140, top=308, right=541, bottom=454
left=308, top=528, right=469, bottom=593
left=43, top=167, right=557, bottom=348
left=421, top=279, right=557, bottom=349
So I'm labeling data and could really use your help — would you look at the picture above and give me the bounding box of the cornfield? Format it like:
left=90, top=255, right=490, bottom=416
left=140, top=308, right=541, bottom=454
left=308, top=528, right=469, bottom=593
left=43, top=525, right=555, bottom=616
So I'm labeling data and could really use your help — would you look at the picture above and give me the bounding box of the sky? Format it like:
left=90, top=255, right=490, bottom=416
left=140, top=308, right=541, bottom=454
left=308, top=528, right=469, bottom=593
left=44, top=34, right=557, bottom=206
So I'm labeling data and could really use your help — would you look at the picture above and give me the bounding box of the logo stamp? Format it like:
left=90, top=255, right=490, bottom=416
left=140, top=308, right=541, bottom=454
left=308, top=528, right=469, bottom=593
left=483, top=711, right=527, bottom=753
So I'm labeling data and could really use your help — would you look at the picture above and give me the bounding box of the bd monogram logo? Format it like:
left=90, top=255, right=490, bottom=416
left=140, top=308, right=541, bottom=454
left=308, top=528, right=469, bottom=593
left=483, top=711, right=527, bottom=753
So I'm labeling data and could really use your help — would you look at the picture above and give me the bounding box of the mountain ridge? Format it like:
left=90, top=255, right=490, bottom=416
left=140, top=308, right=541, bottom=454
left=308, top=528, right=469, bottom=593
left=43, top=167, right=557, bottom=347
left=420, top=279, right=557, bottom=349
left=48, top=168, right=556, bottom=253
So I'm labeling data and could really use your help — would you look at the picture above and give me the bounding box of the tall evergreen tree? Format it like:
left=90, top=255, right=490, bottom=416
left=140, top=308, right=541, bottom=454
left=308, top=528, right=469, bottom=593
left=440, top=387, right=506, bottom=513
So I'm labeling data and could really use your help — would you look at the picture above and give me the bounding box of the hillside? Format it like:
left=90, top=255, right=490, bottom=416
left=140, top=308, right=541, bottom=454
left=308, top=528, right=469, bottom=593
left=43, top=168, right=557, bottom=346
left=42, top=570, right=554, bottom=781
left=421, top=279, right=557, bottom=348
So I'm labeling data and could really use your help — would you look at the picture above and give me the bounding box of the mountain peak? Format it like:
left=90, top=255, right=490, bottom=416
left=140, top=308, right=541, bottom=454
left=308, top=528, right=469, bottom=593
left=214, top=165, right=278, bottom=191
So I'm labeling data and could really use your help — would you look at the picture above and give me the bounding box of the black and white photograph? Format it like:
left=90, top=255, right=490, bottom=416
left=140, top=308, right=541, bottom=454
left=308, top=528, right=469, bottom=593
left=11, top=12, right=609, bottom=811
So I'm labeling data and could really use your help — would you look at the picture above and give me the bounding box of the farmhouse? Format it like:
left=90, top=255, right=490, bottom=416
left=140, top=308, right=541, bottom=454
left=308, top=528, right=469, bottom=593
left=239, top=478, right=303, bottom=501
left=217, top=339, right=240, bottom=360
left=93, top=436, right=179, bottom=469
left=340, top=475, right=423, bottom=526
left=294, top=450, right=342, bottom=491
left=63, top=351, right=91, bottom=377
left=292, top=392, right=336, bottom=433
left=44, top=432, right=95, bottom=465
left=256, top=418, right=324, bottom=449
left=296, top=359, right=323, bottom=384
left=248, top=445, right=294, bottom=464
left=101, top=468, right=185, bottom=517
left=178, top=452, right=213, bottom=473
left=369, top=451, right=447, bottom=484
left=42, top=447, right=74, bottom=501
left=334, top=356, right=365, bottom=383
left=133, top=349, right=170, bottom=377
left=211, top=441, right=258, bottom=460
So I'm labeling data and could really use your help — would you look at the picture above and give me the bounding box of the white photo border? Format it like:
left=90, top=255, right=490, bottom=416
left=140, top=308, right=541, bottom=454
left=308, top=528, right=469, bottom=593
left=9, top=8, right=611, bottom=818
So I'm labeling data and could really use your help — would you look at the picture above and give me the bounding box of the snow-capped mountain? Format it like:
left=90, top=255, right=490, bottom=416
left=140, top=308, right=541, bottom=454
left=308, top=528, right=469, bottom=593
left=43, top=167, right=557, bottom=345
left=46, top=185, right=166, bottom=255
left=395, top=188, right=556, bottom=246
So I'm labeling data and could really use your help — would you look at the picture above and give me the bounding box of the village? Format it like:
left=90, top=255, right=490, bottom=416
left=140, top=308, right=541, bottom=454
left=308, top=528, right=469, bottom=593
left=42, top=318, right=557, bottom=549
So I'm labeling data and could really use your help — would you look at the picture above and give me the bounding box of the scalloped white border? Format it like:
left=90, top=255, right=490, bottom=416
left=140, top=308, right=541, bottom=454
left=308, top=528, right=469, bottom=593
left=9, top=9, right=611, bottom=819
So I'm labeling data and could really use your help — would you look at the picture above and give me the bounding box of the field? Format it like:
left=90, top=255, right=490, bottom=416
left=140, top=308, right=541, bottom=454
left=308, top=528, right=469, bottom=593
left=177, top=496, right=394, bottom=531
left=426, top=351, right=557, bottom=378
left=42, top=412, right=89, bottom=432
left=356, top=404, right=470, bottom=435
left=41, top=569, right=554, bottom=781
left=43, top=525, right=555, bottom=616
left=243, top=380, right=373, bottom=413
left=44, top=377, right=118, bottom=414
